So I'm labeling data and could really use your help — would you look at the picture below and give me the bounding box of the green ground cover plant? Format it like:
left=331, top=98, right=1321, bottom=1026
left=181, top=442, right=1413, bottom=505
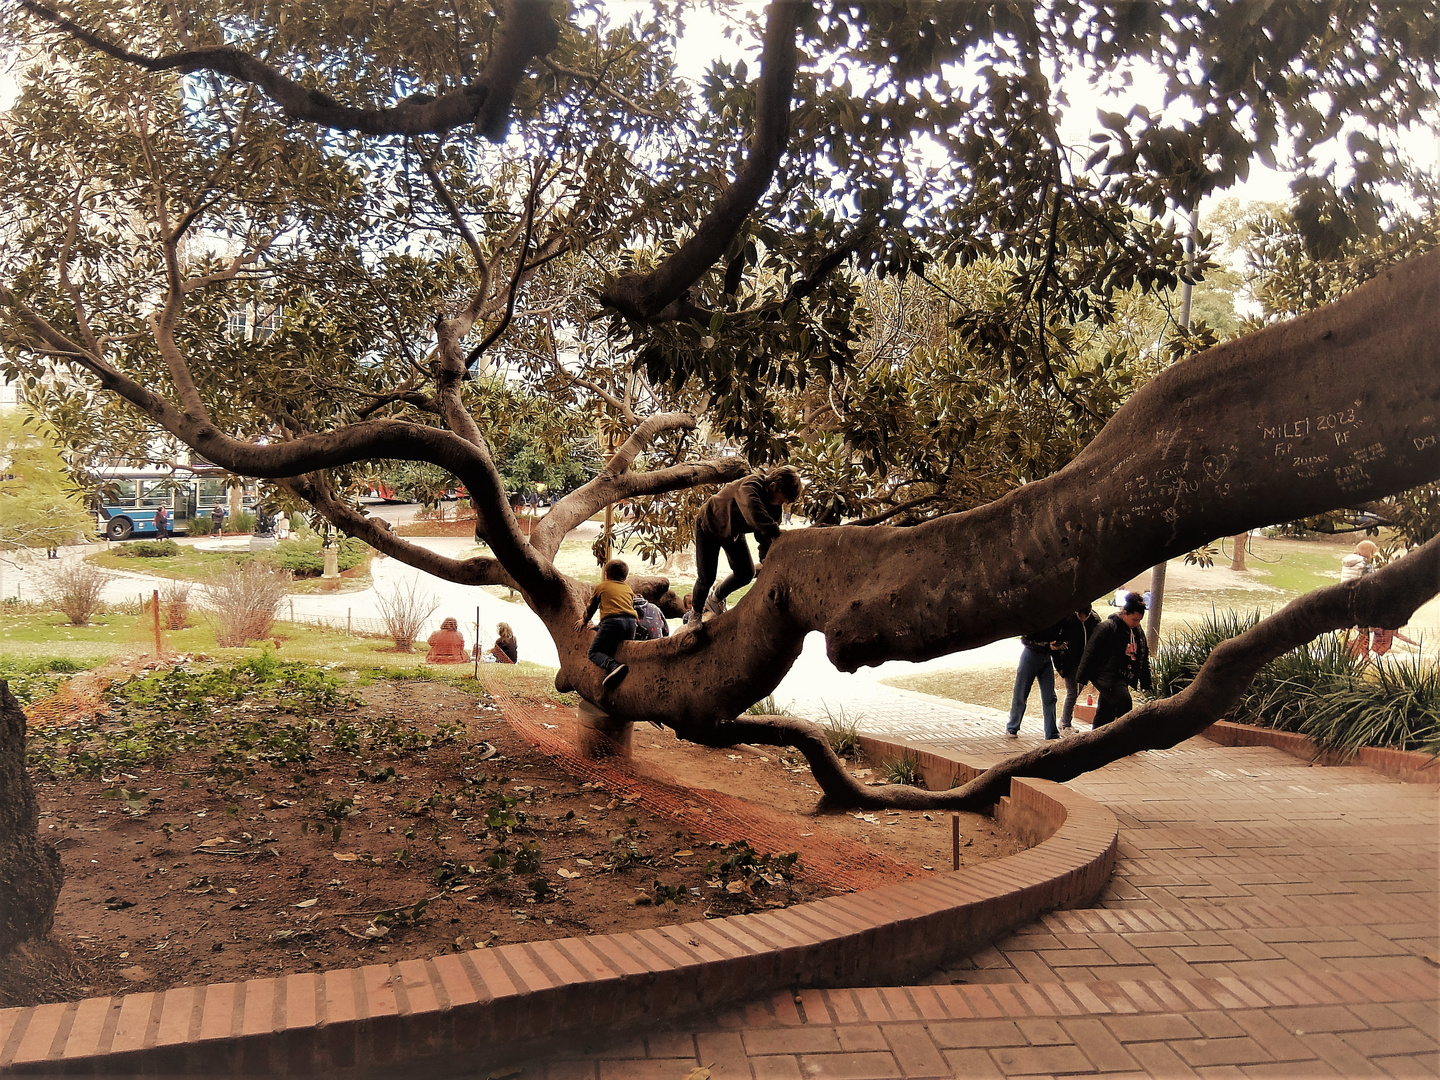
left=1153, top=611, right=1439, bottom=756
left=112, top=539, right=182, bottom=558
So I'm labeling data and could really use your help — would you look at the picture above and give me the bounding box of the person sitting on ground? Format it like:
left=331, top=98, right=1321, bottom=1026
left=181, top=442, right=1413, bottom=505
left=1076, top=592, right=1152, bottom=728
left=576, top=558, right=637, bottom=690
left=1057, top=607, right=1101, bottom=733
left=687, top=465, right=804, bottom=623
left=425, top=617, right=468, bottom=663
left=490, top=622, right=518, bottom=664
left=1005, top=617, right=1067, bottom=741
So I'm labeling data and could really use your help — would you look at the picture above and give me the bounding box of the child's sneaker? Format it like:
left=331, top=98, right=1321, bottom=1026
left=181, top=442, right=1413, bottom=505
left=602, top=664, right=629, bottom=691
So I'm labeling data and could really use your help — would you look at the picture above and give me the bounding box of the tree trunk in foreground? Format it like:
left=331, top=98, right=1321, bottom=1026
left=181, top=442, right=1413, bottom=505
left=0, top=682, right=63, bottom=961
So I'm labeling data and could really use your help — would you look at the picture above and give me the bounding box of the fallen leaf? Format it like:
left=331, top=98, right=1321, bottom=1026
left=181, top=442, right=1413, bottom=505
left=575, top=858, right=593, bottom=866
left=197, top=837, right=229, bottom=848
left=556, top=868, right=580, bottom=879
left=725, top=880, right=748, bottom=895
left=294, top=898, right=318, bottom=908
left=682, top=1068, right=712, bottom=1080
left=363, top=924, right=389, bottom=939
left=853, top=813, right=879, bottom=824
left=673, top=850, right=694, bottom=857
left=332, top=853, right=359, bottom=862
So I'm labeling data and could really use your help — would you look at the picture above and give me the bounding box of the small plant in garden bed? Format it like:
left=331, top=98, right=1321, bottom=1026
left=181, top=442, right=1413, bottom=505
left=821, top=704, right=865, bottom=760
left=880, top=751, right=924, bottom=787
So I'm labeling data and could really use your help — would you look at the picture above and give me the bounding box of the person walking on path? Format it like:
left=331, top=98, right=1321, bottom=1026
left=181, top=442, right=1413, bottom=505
left=1077, top=592, right=1152, bottom=728
left=211, top=499, right=227, bottom=536
left=1056, top=607, right=1100, bottom=733
left=687, top=466, right=803, bottom=622
left=1006, top=619, right=1067, bottom=740
left=153, top=502, right=170, bottom=539
left=577, top=558, right=638, bottom=690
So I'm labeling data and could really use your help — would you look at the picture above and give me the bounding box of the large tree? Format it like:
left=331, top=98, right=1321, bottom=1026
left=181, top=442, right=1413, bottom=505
left=3, top=0, right=1439, bottom=808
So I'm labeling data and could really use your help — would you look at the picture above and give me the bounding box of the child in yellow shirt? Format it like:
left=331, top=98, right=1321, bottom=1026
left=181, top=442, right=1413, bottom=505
left=576, top=558, right=637, bottom=690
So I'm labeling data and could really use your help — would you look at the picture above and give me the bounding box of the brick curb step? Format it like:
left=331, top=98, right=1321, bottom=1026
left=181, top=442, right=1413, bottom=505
left=1199, top=720, right=1440, bottom=784
left=0, top=740, right=1118, bottom=1078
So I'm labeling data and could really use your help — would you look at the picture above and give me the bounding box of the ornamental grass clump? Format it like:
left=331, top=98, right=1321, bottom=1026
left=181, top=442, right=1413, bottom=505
left=1154, top=611, right=1438, bottom=756
left=48, top=560, right=110, bottom=625
left=205, top=563, right=290, bottom=646
left=376, top=578, right=439, bottom=652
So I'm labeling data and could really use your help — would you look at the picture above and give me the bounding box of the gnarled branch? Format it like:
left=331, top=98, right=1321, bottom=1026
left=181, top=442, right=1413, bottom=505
left=599, top=1, right=807, bottom=321
left=19, top=0, right=558, bottom=141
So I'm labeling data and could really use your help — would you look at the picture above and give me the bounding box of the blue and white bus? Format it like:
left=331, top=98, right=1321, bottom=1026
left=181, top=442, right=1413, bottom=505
left=95, top=468, right=258, bottom=541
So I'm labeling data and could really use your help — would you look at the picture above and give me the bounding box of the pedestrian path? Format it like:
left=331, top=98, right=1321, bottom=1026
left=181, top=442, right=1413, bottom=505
left=520, top=699, right=1439, bottom=1078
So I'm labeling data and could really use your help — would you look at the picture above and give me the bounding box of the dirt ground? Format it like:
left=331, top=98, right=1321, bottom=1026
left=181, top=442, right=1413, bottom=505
left=14, top=672, right=1019, bottom=1006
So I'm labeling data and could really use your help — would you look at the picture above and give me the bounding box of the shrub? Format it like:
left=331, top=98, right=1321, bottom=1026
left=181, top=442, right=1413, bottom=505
left=272, top=536, right=369, bottom=577
left=375, top=578, right=439, bottom=652
left=880, top=751, right=924, bottom=786
left=114, top=538, right=182, bottom=558
left=821, top=704, right=864, bottom=760
left=204, top=563, right=291, bottom=646
left=744, top=694, right=790, bottom=715
left=159, top=580, right=193, bottom=630
left=231, top=510, right=256, bottom=534
left=186, top=516, right=211, bottom=537
left=48, top=560, right=110, bottom=625
left=1153, top=611, right=1437, bottom=755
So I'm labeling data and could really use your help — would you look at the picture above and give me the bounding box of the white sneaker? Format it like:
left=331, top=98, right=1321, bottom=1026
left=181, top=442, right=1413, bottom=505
left=704, top=594, right=728, bottom=617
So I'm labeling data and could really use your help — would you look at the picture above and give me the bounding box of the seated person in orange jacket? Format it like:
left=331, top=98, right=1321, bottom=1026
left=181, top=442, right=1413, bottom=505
left=425, top=617, right=468, bottom=663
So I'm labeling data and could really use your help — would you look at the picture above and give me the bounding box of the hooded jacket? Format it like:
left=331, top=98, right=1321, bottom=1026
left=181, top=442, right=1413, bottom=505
left=696, top=475, right=782, bottom=558
left=1077, top=613, right=1152, bottom=693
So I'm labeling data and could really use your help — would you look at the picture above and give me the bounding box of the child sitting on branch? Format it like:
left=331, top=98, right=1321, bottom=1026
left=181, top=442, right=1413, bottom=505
left=577, top=558, right=638, bottom=691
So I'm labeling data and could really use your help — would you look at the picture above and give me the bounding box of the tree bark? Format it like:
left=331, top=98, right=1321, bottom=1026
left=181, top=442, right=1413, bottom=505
left=0, top=682, right=63, bottom=960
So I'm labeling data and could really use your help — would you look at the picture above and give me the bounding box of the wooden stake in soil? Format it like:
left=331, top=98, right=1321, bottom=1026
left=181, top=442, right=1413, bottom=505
left=152, top=588, right=162, bottom=659
left=474, top=606, right=481, bottom=680
left=952, top=814, right=960, bottom=871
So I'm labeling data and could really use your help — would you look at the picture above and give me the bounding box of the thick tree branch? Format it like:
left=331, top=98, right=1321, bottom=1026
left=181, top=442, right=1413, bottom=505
left=279, top=475, right=512, bottom=589
left=533, top=454, right=748, bottom=562
left=599, top=1, right=807, bottom=321
left=19, top=0, right=558, bottom=141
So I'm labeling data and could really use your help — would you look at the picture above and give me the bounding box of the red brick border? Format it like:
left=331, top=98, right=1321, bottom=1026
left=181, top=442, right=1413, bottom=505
left=0, top=739, right=1117, bottom=1077
left=1200, top=720, right=1440, bottom=784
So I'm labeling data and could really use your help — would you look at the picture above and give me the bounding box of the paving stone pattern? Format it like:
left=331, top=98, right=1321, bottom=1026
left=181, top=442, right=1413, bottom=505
left=524, top=700, right=1439, bottom=1078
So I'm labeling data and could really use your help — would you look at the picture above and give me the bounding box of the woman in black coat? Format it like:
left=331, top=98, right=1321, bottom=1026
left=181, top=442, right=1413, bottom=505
left=1076, top=593, right=1152, bottom=728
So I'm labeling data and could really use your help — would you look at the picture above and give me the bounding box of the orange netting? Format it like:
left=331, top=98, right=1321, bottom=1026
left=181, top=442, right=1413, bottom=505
left=486, top=676, right=930, bottom=893
left=20, top=667, right=117, bottom=729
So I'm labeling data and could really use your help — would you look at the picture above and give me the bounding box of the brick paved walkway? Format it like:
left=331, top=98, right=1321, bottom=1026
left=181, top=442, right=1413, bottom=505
left=518, top=701, right=1439, bottom=1078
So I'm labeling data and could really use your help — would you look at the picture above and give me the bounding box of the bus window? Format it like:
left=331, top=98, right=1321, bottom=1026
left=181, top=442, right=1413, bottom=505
left=199, top=479, right=227, bottom=504
left=108, top=480, right=138, bottom=505
left=138, top=482, right=175, bottom=508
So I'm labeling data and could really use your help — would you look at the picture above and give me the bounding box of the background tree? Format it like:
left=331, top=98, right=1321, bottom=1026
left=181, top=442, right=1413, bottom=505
left=0, top=412, right=94, bottom=553
left=3, top=0, right=1439, bottom=808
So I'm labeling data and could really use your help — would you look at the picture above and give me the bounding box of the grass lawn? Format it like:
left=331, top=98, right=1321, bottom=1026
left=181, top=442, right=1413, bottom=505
left=86, top=545, right=373, bottom=593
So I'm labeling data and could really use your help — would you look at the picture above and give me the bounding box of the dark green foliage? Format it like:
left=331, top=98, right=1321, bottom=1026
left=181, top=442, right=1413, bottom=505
left=271, top=535, right=369, bottom=577
left=1153, top=612, right=1439, bottom=756
left=113, top=538, right=182, bottom=558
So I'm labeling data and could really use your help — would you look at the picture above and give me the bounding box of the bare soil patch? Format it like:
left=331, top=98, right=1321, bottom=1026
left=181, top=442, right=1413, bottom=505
left=11, top=664, right=1019, bottom=1007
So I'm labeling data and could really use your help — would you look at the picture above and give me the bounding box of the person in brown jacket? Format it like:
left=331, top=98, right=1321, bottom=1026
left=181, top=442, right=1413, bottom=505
left=688, top=466, right=803, bottom=621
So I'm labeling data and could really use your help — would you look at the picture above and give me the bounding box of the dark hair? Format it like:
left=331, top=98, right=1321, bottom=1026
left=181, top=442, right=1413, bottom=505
left=603, top=557, right=628, bottom=581
left=765, top=465, right=803, bottom=502
left=1122, top=591, right=1147, bottom=614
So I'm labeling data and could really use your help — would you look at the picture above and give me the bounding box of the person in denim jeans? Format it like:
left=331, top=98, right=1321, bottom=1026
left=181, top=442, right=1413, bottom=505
left=1006, top=619, right=1067, bottom=740
left=576, top=558, right=638, bottom=691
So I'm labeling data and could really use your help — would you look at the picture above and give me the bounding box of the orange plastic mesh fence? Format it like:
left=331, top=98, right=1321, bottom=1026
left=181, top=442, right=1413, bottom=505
left=486, top=677, right=929, bottom=894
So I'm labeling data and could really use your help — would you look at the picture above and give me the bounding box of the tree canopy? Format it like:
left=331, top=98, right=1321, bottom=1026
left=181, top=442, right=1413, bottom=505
left=2, top=0, right=1439, bottom=806
left=0, top=412, right=94, bottom=552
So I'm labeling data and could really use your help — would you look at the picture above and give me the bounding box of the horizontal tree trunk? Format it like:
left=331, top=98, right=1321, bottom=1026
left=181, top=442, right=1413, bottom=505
left=552, top=250, right=1440, bottom=733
